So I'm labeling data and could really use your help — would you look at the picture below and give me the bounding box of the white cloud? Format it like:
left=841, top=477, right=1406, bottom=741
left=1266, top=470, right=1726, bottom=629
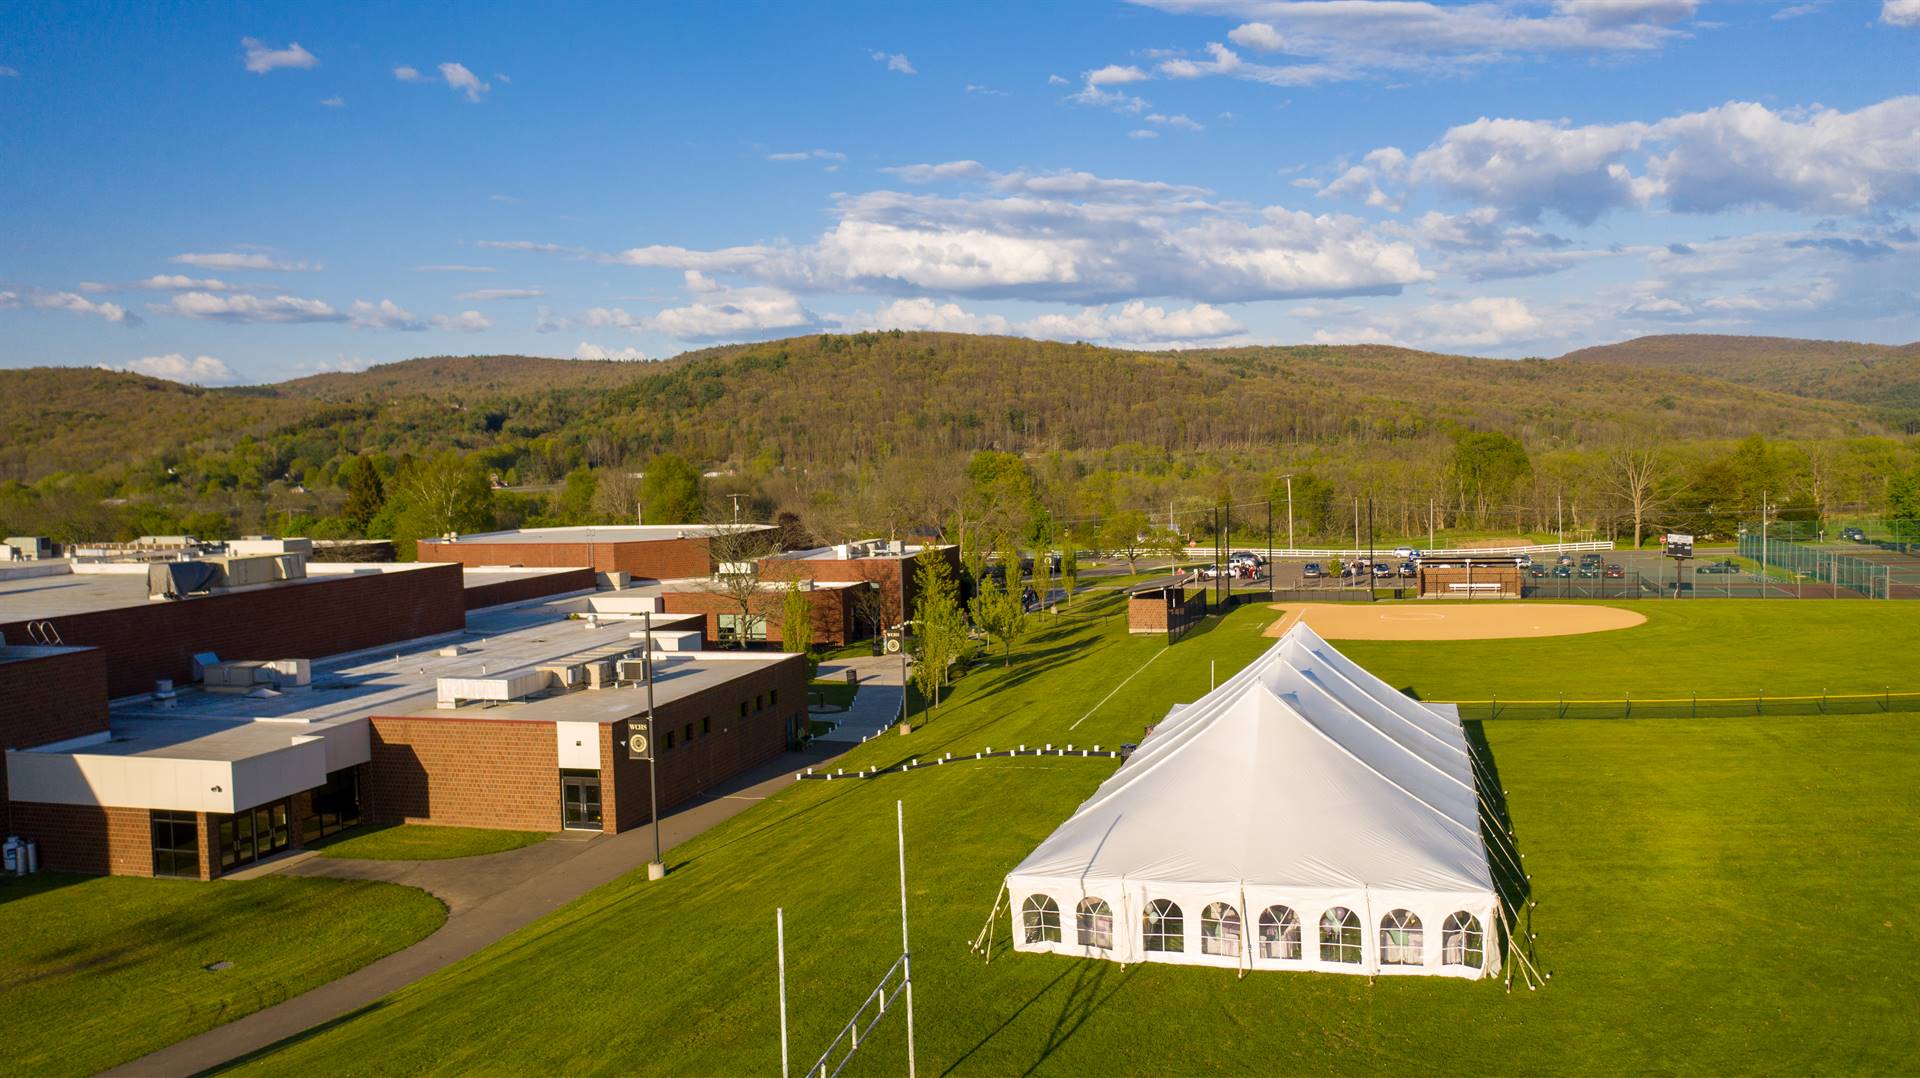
left=534, top=305, right=572, bottom=333
left=837, top=298, right=1015, bottom=335
left=1146, top=113, right=1204, bottom=131
left=883, top=160, right=990, bottom=183
left=584, top=306, right=642, bottom=329
left=350, top=299, right=425, bottom=331
left=158, top=291, right=344, bottom=324
left=475, top=239, right=588, bottom=256
left=30, top=291, right=139, bottom=325
left=575, top=341, right=649, bottom=361
left=320, top=96, right=344, bottom=107
left=0, top=290, right=17, bottom=308
left=81, top=274, right=251, bottom=293
left=1047, top=74, right=1069, bottom=85
left=871, top=50, right=917, bottom=75
left=241, top=38, right=317, bottom=75
left=964, top=84, right=1010, bottom=96
left=455, top=287, right=544, bottom=301
left=1407, top=207, right=1615, bottom=280
left=393, top=65, right=423, bottom=81
left=1334, top=95, right=1920, bottom=222
left=496, top=163, right=1426, bottom=305
left=1022, top=300, right=1243, bottom=343
left=1227, top=21, right=1286, bottom=50
left=1310, top=296, right=1554, bottom=351
left=1087, top=64, right=1149, bottom=86
left=649, top=274, right=818, bottom=341
left=767, top=149, right=847, bottom=162
left=171, top=250, right=316, bottom=271
left=414, top=263, right=497, bottom=272
left=1886, top=0, right=1920, bottom=26
left=438, top=62, right=490, bottom=102
left=114, top=353, right=240, bottom=385
left=1127, top=129, right=1160, bottom=139
left=0, top=65, right=22, bottom=78
left=433, top=310, right=491, bottom=332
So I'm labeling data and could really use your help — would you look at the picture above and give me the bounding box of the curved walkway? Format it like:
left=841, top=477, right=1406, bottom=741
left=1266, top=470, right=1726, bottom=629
left=108, top=745, right=844, bottom=1077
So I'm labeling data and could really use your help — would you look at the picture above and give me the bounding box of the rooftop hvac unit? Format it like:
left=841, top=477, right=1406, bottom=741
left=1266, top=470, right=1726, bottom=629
left=584, top=659, right=617, bottom=690
left=437, top=670, right=551, bottom=709
left=615, top=656, right=652, bottom=684
left=537, top=662, right=586, bottom=690
left=149, top=560, right=222, bottom=600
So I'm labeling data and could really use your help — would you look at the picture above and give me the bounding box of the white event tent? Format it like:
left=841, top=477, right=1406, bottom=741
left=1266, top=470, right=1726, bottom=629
left=1004, top=622, right=1502, bottom=978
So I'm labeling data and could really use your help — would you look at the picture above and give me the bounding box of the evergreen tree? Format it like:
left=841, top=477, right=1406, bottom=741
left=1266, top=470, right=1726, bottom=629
left=340, top=456, right=386, bottom=532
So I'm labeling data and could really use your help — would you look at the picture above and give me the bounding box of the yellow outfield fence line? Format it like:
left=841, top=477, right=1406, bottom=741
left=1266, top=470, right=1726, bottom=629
left=1448, top=689, right=1920, bottom=721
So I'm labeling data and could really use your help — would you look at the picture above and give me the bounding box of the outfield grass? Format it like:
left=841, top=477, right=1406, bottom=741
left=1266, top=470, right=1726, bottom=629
left=312, top=823, right=549, bottom=860
left=231, top=595, right=1918, bottom=1075
left=1337, top=600, right=1920, bottom=700
left=0, top=873, right=445, bottom=1075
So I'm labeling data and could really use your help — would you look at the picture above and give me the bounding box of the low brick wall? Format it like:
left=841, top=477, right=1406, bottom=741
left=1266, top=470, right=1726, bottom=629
left=463, top=567, right=597, bottom=611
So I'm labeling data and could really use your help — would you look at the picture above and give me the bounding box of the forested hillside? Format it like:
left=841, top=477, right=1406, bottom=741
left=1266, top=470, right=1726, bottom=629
left=3, top=332, right=1917, bottom=555
left=1560, top=334, right=1920, bottom=429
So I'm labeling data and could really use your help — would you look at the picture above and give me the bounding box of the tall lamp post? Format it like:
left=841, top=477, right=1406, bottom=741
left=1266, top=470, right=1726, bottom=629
left=643, top=610, right=664, bottom=881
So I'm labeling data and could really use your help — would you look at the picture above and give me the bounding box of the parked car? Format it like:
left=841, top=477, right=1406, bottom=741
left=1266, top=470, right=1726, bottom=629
left=1516, top=553, right=1533, bottom=567
left=1339, top=564, right=1359, bottom=579
left=1302, top=562, right=1324, bottom=579
left=1552, top=564, right=1573, bottom=578
left=1842, top=527, right=1867, bottom=542
left=1373, top=562, right=1394, bottom=578
left=1556, top=553, right=1574, bottom=567
left=1392, top=546, right=1415, bottom=559
left=1398, top=561, right=1416, bottom=578
left=1695, top=560, right=1740, bottom=574
left=1604, top=563, right=1626, bottom=578
left=1579, top=553, right=1603, bottom=569
left=1527, top=564, right=1549, bottom=578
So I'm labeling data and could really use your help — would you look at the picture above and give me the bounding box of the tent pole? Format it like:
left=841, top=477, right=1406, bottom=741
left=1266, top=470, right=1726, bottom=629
left=971, top=882, right=1008, bottom=962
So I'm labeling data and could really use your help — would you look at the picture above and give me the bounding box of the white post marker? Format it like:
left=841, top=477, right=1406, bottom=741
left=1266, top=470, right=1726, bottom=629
left=777, top=908, right=790, bottom=1078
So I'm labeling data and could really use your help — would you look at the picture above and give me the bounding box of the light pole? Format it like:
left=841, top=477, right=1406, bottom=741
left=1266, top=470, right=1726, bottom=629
left=898, top=569, right=911, bottom=729
left=1283, top=474, right=1295, bottom=553
left=643, top=610, right=664, bottom=881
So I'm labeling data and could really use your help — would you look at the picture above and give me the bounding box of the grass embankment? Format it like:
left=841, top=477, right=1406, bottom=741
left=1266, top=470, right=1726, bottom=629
left=232, top=595, right=1918, bottom=1075
left=313, top=823, right=549, bottom=861
left=0, top=874, right=445, bottom=1075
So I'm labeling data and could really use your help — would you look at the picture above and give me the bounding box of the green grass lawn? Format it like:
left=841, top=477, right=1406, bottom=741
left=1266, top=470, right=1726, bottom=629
left=312, top=822, right=549, bottom=860
left=0, top=873, right=445, bottom=1076
left=228, top=595, right=1918, bottom=1075
left=1337, top=600, right=1920, bottom=700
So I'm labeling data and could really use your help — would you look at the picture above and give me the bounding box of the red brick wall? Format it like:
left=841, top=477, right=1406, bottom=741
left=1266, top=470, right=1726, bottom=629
left=661, top=588, right=855, bottom=647
left=0, top=565, right=466, bottom=700
left=758, top=545, right=960, bottom=632
left=365, top=715, right=561, bottom=831
left=463, top=567, right=598, bottom=611
left=608, top=654, right=806, bottom=831
left=0, top=648, right=111, bottom=835
left=9, top=802, right=153, bottom=876
left=419, top=537, right=715, bottom=579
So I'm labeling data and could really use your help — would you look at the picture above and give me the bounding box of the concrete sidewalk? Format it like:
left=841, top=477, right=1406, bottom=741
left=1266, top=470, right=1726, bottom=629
left=107, top=743, right=845, bottom=1078
left=813, top=654, right=906, bottom=743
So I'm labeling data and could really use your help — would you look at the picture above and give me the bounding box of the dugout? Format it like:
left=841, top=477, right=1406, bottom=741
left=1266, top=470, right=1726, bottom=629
left=1416, top=556, right=1522, bottom=598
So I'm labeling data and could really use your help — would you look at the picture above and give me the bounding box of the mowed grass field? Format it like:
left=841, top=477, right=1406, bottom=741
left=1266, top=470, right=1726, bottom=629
left=228, top=595, right=1918, bottom=1075
left=312, top=822, right=549, bottom=861
left=0, top=874, right=445, bottom=1076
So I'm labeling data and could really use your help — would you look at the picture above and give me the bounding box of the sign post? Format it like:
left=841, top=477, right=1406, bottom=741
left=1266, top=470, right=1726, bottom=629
left=1664, top=532, right=1693, bottom=598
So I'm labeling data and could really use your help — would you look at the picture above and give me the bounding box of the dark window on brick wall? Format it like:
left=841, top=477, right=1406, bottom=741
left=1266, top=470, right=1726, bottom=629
left=770, top=688, right=778, bottom=708
left=739, top=700, right=748, bottom=719
left=755, top=694, right=765, bottom=713
left=151, top=811, right=199, bottom=878
left=666, top=729, right=677, bottom=750
left=701, top=716, right=711, bottom=736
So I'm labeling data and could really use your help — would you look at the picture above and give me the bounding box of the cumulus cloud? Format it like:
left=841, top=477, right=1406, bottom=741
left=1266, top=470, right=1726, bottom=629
left=1021, top=300, right=1243, bottom=343
left=30, top=291, right=139, bottom=325
left=1881, top=0, right=1920, bottom=25
left=1227, top=21, right=1286, bottom=50
left=113, top=353, right=240, bottom=385
left=455, top=287, right=544, bottom=301
left=394, top=65, right=423, bottom=81
left=574, top=341, right=649, bottom=361
left=1310, top=296, right=1555, bottom=351
left=1407, top=208, right=1616, bottom=280
left=320, top=96, right=345, bottom=107
left=350, top=299, right=425, bottom=331
left=534, top=305, right=572, bottom=333
left=648, top=273, right=818, bottom=341
left=80, top=274, right=252, bottom=293
left=1146, top=112, right=1205, bottom=131
left=493, top=163, right=1426, bottom=305
left=439, top=62, right=490, bottom=101
left=1329, top=95, right=1920, bottom=222
left=871, top=50, right=916, bottom=75
left=171, top=250, right=316, bottom=271
left=157, top=291, right=344, bottom=324
left=1087, top=64, right=1149, bottom=86
left=242, top=38, right=317, bottom=74
left=432, top=310, right=492, bottom=332
left=835, top=298, right=1015, bottom=336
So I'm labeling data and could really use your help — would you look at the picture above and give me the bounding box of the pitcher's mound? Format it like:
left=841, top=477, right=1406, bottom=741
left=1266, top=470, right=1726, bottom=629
left=1265, top=602, right=1646, bottom=641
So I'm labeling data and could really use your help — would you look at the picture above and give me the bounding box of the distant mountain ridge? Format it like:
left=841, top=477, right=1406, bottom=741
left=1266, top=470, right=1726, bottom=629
left=1557, top=334, right=1920, bottom=429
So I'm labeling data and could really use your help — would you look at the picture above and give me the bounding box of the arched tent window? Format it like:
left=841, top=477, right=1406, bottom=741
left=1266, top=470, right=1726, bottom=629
left=1200, top=902, right=1242, bottom=957
left=1443, top=911, right=1485, bottom=969
left=1022, top=895, right=1061, bottom=944
left=1143, top=899, right=1184, bottom=953
left=1319, top=907, right=1362, bottom=964
left=1076, top=898, right=1113, bottom=950
left=1380, top=909, right=1424, bottom=966
left=1258, top=905, right=1301, bottom=960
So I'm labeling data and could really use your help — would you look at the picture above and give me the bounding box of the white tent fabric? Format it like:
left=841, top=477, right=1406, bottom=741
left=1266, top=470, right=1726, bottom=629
left=1006, top=622, right=1501, bottom=978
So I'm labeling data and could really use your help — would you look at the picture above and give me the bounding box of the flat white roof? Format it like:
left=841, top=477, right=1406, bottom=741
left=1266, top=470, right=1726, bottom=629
left=0, top=561, right=443, bottom=622
left=772, top=539, right=951, bottom=562
left=422, top=524, right=774, bottom=546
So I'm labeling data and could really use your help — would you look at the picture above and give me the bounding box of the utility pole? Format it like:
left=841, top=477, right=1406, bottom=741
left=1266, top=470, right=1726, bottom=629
left=1266, top=497, right=1274, bottom=601
left=728, top=493, right=744, bottom=524
left=899, top=565, right=911, bottom=728
left=1429, top=498, right=1435, bottom=552
left=1367, top=496, right=1376, bottom=603
left=1282, top=474, right=1295, bottom=552
left=644, top=611, right=664, bottom=881
left=1556, top=490, right=1564, bottom=547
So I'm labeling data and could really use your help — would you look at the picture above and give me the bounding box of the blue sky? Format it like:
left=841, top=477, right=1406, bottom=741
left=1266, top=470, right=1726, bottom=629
left=2, top=1, right=1917, bottom=384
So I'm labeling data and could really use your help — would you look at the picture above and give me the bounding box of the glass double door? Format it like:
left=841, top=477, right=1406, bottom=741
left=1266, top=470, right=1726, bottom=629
left=219, top=799, right=292, bottom=871
left=561, top=769, right=602, bottom=830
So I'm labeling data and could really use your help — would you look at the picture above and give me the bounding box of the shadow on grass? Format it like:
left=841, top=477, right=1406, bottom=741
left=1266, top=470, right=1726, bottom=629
left=939, top=954, right=1138, bottom=1077
left=202, top=998, right=392, bottom=1075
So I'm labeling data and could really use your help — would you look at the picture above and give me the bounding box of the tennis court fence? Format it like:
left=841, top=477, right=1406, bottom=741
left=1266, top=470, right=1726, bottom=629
left=1453, top=689, right=1920, bottom=721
